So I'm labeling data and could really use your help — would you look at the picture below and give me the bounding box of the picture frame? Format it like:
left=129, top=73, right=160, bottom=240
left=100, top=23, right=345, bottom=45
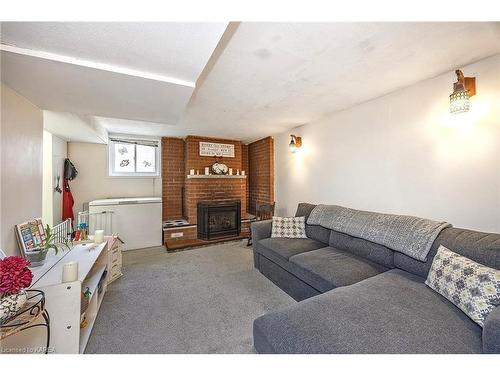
left=15, top=218, right=47, bottom=257
left=199, top=141, right=235, bottom=158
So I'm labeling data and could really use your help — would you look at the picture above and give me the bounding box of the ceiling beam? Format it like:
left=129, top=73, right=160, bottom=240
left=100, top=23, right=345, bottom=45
left=0, top=43, right=195, bottom=88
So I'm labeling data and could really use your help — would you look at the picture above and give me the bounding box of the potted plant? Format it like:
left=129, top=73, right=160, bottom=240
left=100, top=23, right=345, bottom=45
left=25, top=224, right=71, bottom=267
left=0, top=256, right=33, bottom=324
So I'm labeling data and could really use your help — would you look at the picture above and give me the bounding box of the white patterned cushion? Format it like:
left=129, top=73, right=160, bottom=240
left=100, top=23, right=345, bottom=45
left=271, top=216, right=307, bottom=239
left=425, top=245, right=500, bottom=327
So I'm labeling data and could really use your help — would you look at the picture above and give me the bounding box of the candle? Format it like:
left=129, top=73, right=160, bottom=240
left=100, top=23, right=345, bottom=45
left=62, top=261, right=79, bottom=283
left=228, top=168, right=233, bottom=175
left=204, top=167, right=210, bottom=175
left=189, top=169, right=195, bottom=175
left=94, top=230, right=105, bottom=244
left=241, top=170, right=245, bottom=176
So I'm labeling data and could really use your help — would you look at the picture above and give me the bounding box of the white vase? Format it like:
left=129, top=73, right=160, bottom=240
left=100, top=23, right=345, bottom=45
left=0, top=290, right=28, bottom=325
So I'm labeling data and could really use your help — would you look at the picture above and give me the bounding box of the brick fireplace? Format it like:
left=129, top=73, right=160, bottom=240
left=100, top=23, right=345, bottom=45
left=162, top=135, right=273, bottom=247
left=183, top=136, right=247, bottom=224
left=184, top=175, right=247, bottom=224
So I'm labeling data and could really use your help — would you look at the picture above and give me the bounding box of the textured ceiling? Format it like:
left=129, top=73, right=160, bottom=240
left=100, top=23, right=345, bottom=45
left=0, top=22, right=227, bottom=135
left=1, top=22, right=228, bottom=83
left=1, top=50, right=195, bottom=124
left=1, top=22, right=499, bottom=142
left=180, top=22, right=500, bottom=142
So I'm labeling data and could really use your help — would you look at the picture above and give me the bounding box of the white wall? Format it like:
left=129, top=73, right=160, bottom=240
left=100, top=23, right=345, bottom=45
left=52, top=135, right=67, bottom=225
left=67, top=142, right=161, bottom=218
left=42, top=130, right=53, bottom=226
left=1, top=84, right=43, bottom=255
left=275, top=54, right=500, bottom=233
left=42, top=130, right=68, bottom=227
left=0, top=86, right=2, bottom=251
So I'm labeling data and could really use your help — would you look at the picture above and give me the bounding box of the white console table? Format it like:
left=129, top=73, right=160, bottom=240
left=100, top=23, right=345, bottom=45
left=2, top=236, right=122, bottom=354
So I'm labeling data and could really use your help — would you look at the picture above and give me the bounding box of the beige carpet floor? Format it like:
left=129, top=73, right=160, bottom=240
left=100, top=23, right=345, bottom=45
left=85, top=241, right=294, bottom=353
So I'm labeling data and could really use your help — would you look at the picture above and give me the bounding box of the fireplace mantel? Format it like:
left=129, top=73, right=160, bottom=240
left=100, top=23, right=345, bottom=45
left=186, top=175, right=247, bottom=179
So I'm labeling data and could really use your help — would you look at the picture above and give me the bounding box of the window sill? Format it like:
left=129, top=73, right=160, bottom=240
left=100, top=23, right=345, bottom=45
left=107, top=174, right=161, bottom=178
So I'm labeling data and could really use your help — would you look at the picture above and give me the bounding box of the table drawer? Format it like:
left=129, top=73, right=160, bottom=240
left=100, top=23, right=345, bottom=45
left=109, top=263, right=121, bottom=277
left=109, top=248, right=121, bottom=263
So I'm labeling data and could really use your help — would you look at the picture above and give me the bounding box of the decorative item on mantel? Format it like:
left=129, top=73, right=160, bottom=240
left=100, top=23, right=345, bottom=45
left=211, top=157, right=229, bottom=175
left=0, top=255, right=33, bottom=325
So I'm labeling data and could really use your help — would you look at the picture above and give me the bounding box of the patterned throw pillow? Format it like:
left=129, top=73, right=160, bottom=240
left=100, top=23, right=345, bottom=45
left=271, top=216, right=307, bottom=239
left=425, top=245, right=500, bottom=327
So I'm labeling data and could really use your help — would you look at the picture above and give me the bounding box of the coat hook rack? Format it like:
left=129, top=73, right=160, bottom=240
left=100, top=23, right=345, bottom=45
left=54, top=175, right=63, bottom=194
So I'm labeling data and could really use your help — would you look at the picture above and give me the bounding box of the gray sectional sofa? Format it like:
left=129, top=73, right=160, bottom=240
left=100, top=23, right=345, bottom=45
left=251, top=203, right=500, bottom=354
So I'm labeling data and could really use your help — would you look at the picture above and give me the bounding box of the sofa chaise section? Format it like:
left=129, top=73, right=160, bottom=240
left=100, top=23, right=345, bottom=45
left=251, top=203, right=500, bottom=354
left=253, top=269, right=484, bottom=354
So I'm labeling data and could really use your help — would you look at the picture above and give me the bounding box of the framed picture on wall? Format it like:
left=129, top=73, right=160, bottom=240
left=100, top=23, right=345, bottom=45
left=199, top=141, right=235, bottom=158
left=15, top=218, right=46, bottom=256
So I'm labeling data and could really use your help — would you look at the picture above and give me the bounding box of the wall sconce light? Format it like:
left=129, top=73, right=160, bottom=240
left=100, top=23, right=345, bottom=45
left=450, top=69, right=476, bottom=114
left=289, top=134, right=302, bottom=153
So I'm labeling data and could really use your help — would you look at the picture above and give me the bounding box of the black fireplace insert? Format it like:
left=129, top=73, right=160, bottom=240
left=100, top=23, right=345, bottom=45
left=197, top=200, right=241, bottom=240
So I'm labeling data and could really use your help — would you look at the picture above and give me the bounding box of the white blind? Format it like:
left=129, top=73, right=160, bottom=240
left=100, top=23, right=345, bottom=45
left=109, top=137, right=159, bottom=147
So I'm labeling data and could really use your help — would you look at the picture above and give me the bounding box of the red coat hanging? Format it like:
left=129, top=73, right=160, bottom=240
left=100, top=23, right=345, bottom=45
left=62, top=158, right=78, bottom=225
left=62, top=178, right=75, bottom=224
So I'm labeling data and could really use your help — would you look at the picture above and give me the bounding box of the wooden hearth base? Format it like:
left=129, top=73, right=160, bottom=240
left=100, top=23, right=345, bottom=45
left=163, top=217, right=254, bottom=252
left=165, top=234, right=249, bottom=252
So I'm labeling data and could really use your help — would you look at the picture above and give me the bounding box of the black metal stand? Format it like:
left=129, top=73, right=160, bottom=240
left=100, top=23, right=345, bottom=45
left=0, top=290, right=51, bottom=354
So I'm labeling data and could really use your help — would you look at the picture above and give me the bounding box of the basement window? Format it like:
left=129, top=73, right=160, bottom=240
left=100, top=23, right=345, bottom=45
left=108, top=137, right=161, bottom=177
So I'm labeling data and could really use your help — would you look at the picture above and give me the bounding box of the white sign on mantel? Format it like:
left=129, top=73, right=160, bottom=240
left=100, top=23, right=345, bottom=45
left=199, top=142, right=235, bottom=158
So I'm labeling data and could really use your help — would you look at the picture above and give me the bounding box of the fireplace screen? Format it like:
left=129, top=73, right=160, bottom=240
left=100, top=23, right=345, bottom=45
left=209, top=211, right=237, bottom=232
left=197, top=201, right=241, bottom=240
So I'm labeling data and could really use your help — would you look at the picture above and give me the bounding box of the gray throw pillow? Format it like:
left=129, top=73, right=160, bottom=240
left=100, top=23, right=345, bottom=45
left=271, top=216, right=307, bottom=239
left=425, top=245, right=500, bottom=327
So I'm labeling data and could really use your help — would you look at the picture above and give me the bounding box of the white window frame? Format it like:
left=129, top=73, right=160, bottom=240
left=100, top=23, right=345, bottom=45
left=108, top=135, right=161, bottom=177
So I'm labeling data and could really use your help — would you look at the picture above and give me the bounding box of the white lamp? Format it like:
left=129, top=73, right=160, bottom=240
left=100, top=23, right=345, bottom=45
left=289, top=135, right=302, bottom=153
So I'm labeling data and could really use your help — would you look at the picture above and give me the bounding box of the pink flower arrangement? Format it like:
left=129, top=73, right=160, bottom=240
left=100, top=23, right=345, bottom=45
left=0, top=256, right=33, bottom=295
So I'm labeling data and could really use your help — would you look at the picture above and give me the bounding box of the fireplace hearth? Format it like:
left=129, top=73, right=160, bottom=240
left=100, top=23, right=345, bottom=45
left=197, top=200, right=241, bottom=240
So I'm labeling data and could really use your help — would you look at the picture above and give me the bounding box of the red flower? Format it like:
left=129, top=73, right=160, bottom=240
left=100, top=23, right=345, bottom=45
left=0, top=256, right=33, bottom=295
